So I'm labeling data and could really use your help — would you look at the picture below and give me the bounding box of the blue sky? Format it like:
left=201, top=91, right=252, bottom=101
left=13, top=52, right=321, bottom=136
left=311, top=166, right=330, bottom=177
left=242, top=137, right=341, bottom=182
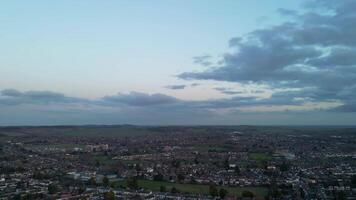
left=1, top=0, right=356, bottom=125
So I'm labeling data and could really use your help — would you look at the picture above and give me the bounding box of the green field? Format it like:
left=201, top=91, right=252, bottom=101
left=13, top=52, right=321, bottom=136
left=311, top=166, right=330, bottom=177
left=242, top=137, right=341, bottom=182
left=120, top=160, right=141, bottom=165
left=192, top=144, right=233, bottom=152
left=248, top=153, right=272, bottom=161
left=113, top=180, right=268, bottom=198
left=59, top=127, right=149, bottom=138
left=91, top=154, right=118, bottom=165
left=25, top=143, right=85, bottom=151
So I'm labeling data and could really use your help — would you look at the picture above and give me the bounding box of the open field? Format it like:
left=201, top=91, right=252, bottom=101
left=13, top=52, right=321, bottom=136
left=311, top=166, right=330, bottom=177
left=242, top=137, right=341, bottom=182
left=24, top=143, right=85, bottom=151
left=113, top=180, right=268, bottom=198
left=91, top=154, right=118, bottom=165
left=248, top=153, right=273, bottom=161
left=192, top=144, right=233, bottom=152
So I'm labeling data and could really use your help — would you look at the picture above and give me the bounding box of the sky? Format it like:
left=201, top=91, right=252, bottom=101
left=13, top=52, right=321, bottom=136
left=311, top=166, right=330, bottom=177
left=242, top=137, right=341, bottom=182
left=1, top=0, right=356, bottom=125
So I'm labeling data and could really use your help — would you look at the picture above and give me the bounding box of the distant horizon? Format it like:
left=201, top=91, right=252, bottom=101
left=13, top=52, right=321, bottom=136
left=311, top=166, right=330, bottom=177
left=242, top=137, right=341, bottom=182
left=1, top=124, right=356, bottom=128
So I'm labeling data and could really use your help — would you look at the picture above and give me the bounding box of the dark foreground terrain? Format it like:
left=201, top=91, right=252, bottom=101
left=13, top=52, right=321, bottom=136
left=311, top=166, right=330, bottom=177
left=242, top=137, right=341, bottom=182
left=1, top=125, right=356, bottom=199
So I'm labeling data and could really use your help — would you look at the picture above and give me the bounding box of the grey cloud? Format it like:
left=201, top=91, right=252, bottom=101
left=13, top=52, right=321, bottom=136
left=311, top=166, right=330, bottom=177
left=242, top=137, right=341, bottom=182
left=1, top=89, right=180, bottom=108
left=256, top=16, right=269, bottom=24
left=0, top=89, right=85, bottom=105
left=308, top=48, right=356, bottom=67
left=102, top=92, right=178, bottom=106
left=192, top=55, right=212, bottom=67
left=187, top=95, right=302, bottom=110
left=0, top=89, right=308, bottom=111
left=333, top=102, right=356, bottom=112
left=229, top=37, right=243, bottom=47
left=251, top=90, right=264, bottom=94
left=1, top=89, right=23, bottom=97
left=1, top=88, right=353, bottom=125
left=165, top=85, right=186, bottom=90
left=179, top=1, right=356, bottom=112
left=25, top=91, right=65, bottom=99
left=277, top=8, right=299, bottom=17
left=214, top=87, right=243, bottom=95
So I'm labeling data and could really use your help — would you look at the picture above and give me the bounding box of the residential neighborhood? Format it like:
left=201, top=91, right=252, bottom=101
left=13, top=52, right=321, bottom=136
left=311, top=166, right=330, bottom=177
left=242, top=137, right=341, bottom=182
left=1, top=126, right=355, bottom=199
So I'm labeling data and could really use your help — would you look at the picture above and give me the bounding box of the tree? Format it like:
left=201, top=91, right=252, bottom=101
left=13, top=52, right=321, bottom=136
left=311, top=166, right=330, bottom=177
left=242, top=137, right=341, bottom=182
left=337, top=191, right=346, bottom=200
left=235, top=166, right=240, bottom=175
left=269, top=178, right=281, bottom=198
left=194, top=156, right=199, bottom=164
left=153, top=173, right=164, bottom=181
left=104, top=190, right=115, bottom=200
left=223, top=158, right=229, bottom=169
left=209, top=185, right=218, bottom=197
left=126, top=177, right=138, bottom=189
left=78, top=186, right=86, bottom=194
left=89, top=176, right=96, bottom=186
left=48, top=183, right=57, bottom=194
left=135, top=164, right=142, bottom=171
left=95, top=160, right=101, bottom=167
left=242, top=190, right=254, bottom=198
left=351, top=175, right=356, bottom=188
left=16, top=181, right=25, bottom=190
left=12, top=194, right=21, bottom=200
left=279, top=162, right=290, bottom=172
left=172, top=160, right=180, bottom=168
left=219, top=188, right=228, bottom=199
left=171, top=187, right=179, bottom=193
left=160, top=185, right=166, bottom=192
left=177, top=174, right=185, bottom=183
left=33, top=170, right=47, bottom=180
left=103, top=176, right=109, bottom=187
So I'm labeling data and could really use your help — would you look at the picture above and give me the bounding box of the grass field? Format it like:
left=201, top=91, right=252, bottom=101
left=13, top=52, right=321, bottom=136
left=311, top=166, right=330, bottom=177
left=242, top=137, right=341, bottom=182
left=192, top=144, right=233, bottom=152
left=58, top=126, right=151, bottom=138
left=113, top=179, right=268, bottom=198
left=120, top=160, right=141, bottom=165
left=25, top=143, right=85, bottom=151
left=91, top=154, right=118, bottom=165
left=248, top=153, right=273, bottom=161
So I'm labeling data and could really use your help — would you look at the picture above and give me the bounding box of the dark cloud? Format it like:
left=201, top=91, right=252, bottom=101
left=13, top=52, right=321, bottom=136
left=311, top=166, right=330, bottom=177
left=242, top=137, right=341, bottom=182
left=256, top=16, right=269, bottom=24
left=193, top=91, right=306, bottom=109
left=179, top=1, right=356, bottom=112
left=251, top=90, right=264, bottom=94
left=307, top=48, right=356, bottom=67
left=0, top=89, right=85, bottom=105
left=165, top=85, right=186, bottom=90
left=102, top=92, right=178, bottom=106
left=192, top=55, right=212, bottom=67
left=229, top=37, right=243, bottom=47
left=0, top=88, right=307, bottom=111
left=332, top=102, right=356, bottom=112
left=277, top=8, right=298, bottom=17
left=0, top=88, right=353, bottom=125
left=214, top=87, right=243, bottom=95
left=1, top=89, right=23, bottom=97
left=214, top=87, right=266, bottom=95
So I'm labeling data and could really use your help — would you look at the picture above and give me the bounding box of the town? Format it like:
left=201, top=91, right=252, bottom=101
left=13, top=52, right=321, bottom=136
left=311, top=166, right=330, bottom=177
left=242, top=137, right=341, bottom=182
left=1, top=125, right=356, bottom=199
